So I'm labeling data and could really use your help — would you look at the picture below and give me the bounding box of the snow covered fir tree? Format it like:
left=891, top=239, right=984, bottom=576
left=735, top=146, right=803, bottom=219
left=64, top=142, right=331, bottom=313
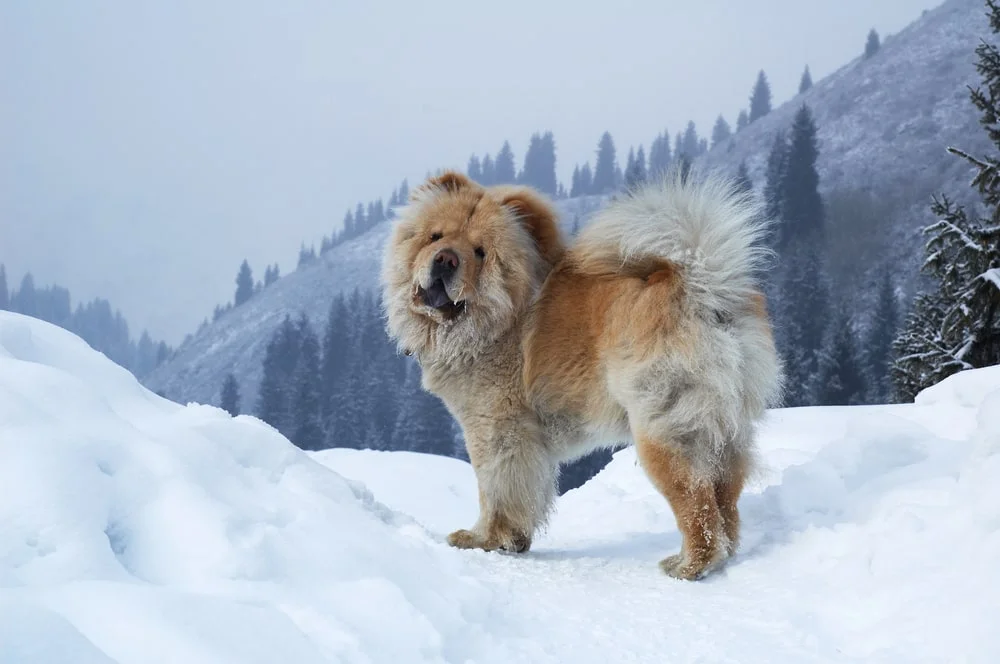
left=892, top=0, right=1000, bottom=400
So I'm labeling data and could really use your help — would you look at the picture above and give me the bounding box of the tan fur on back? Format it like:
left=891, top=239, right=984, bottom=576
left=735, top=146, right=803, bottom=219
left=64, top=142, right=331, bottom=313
left=380, top=169, right=783, bottom=579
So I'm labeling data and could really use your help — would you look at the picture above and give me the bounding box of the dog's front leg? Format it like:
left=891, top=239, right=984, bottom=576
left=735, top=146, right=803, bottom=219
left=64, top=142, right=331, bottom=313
left=447, top=420, right=557, bottom=554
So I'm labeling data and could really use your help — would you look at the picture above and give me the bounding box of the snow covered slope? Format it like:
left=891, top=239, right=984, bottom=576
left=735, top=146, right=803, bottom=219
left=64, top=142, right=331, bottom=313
left=143, top=196, right=604, bottom=408
left=703, top=0, right=989, bottom=268
left=4, top=311, right=999, bottom=662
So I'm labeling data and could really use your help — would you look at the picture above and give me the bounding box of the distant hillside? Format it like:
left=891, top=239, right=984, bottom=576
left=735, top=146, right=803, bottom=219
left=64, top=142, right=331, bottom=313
left=702, top=0, right=988, bottom=297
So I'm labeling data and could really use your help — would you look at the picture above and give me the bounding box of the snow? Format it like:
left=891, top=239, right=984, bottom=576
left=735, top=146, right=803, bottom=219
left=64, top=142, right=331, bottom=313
left=980, top=267, right=1000, bottom=290
left=4, top=310, right=1000, bottom=662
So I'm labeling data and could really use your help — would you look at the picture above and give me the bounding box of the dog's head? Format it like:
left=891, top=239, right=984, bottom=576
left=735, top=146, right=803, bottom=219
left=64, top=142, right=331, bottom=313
left=381, top=170, right=563, bottom=361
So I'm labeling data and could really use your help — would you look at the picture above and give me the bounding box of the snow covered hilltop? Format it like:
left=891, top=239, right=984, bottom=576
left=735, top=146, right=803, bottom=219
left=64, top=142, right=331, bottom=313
left=2, top=312, right=999, bottom=662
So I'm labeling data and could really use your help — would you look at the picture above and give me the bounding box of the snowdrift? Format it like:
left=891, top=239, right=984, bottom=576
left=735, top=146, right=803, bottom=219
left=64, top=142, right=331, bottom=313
left=3, top=311, right=1000, bottom=663
left=0, top=312, right=501, bottom=663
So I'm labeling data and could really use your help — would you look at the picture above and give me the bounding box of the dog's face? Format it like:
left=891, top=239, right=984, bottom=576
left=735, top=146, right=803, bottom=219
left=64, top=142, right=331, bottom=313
left=381, top=171, right=564, bottom=359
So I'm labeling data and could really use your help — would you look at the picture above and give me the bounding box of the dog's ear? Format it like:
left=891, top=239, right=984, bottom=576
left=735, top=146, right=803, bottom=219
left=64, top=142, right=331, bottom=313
left=412, top=170, right=474, bottom=201
left=497, top=187, right=565, bottom=268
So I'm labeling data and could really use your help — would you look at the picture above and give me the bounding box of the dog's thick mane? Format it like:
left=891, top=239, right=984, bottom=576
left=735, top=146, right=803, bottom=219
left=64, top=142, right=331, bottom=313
left=379, top=173, right=563, bottom=366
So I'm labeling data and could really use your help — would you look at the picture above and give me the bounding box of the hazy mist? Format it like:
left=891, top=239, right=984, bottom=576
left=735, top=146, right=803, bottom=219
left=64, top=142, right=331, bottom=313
left=1, top=0, right=942, bottom=343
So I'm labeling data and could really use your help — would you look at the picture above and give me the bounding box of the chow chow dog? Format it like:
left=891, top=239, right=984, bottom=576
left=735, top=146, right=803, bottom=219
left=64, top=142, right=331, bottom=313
left=381, top=169, right=782, bottom=580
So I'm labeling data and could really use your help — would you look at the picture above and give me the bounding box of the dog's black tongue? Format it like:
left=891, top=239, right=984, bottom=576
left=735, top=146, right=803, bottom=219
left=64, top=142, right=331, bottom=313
left=424, top=279, right=452, bottom=308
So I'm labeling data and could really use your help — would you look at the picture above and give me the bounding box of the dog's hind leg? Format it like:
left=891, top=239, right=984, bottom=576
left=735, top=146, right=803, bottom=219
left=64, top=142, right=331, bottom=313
left=714, top=447, right=750, bottom=557
left=634, top=433, right=729, bottom=580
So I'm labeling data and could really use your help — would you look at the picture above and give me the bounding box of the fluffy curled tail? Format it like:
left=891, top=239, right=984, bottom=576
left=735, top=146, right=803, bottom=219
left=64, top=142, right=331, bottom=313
left=569, top=170, right=771, bottom=316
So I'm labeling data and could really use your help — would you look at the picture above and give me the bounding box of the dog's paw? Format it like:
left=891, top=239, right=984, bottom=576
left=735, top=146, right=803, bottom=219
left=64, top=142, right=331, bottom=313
left=447, top=529, right=486, bottom=550
left=659, top=553, right=718, bottom=581
left=446, top=528, right=532, bottom=553
left=498, top=531, right=532, bottom=554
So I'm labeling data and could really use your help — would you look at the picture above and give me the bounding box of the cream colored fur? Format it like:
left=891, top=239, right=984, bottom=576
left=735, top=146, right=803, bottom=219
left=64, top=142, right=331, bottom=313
left=380, top=169, right=783, bottom=579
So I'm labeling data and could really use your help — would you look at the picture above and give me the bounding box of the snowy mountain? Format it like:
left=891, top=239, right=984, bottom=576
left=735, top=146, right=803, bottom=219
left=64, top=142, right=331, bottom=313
left=143, top=196, right=604, bottom=408
left=703, top=0, right=989, bottom=276
left=3, top=311, right=999, bottom=662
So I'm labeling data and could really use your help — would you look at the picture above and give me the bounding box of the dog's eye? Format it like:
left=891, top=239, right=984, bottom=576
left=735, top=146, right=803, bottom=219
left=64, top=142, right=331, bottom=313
left=430, top=232, right=442, bottom=242
left=474, top=247, right=486, bottom=259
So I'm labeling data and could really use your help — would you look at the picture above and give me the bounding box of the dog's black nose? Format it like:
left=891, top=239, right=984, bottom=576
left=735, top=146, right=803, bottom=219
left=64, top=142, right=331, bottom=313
left=431, top=249, right=460, bottom=280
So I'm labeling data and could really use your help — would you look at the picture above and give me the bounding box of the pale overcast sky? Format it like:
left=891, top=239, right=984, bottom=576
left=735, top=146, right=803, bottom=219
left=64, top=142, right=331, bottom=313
left=1, top=0, right=943, bottom=343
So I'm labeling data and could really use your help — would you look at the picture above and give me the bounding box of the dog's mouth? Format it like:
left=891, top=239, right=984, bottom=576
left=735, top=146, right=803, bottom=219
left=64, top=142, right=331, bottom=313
left=417, top=278, right=467, bottom=319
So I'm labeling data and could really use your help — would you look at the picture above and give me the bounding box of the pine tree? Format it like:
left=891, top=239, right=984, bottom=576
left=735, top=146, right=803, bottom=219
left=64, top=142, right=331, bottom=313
left=711, top=115, right=732, bottom=149
left=324, top=290, right=369, bottom=448
left=397, top=179, right=409, bottom=204
left=777, top=241, right=830, bottom=406
left=264, top=263, right=280, bottom=287
left=763, top=132, right=789, bottom=240
left=481, top=154, right=495, bottom=185
left=864, top=28, right=881, bottom=59
left=13, top=273, right=37, bottom=317
left=736, top=109, right=749, bottom=133
left=815, top=310, right=867, bottom=406
left=321, top=294, right=351, bottom=413
left=0, top=264, right=8, bottom=311
left=749, top=70, right=772, bottom=123
left=393, top=362, right=455, bottom=456
left=623, top=147, right=636, bottom=187
left=519, top=132, right=558, bottom=195
left=867, top=270, right=899, bottom=402
left=569, top=165, right=582, bottom=198
left=592, top=132, right=618, bottom=194
left=680, top=121, right=699, bottom=160
left=782, top=104, right=824, bottom=240
left=735, top=160, right=753, bottom=194
left=799, top=65, right=813, bottom=94
left=343, top=209, right=355, bottom=238
left=468, top=154, right=483, bottom=182
left=297, top=244, right=317, bottom=268
left=892, top=196, right=1000, bottom=400
left=495, top=141, right=517, bottom=184
left=579, top=162, right=594, bottom=195
left=356, top=292, right=405, bottom=449
left=234, top=260, right=254, bottom=307
left=291, top=318, right=324, bottom=451
left=624, top=146, right=647, bottom=189
left=255, top=315, right=302, bottom=436
left=257, top=324, right=288, bottom=432
left=634, top=145, right=647, bottom=184
left=539, top=131, right=558, bottom=195
left=354, top=203, right=366, bottom=235
left=648, top=132, right=672, bottom=180
left=220, top=373, right=241, bottom=416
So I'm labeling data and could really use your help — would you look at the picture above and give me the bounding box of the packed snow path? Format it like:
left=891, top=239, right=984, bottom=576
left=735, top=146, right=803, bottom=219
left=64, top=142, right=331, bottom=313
left=2, top=311, right=999, bottom=663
